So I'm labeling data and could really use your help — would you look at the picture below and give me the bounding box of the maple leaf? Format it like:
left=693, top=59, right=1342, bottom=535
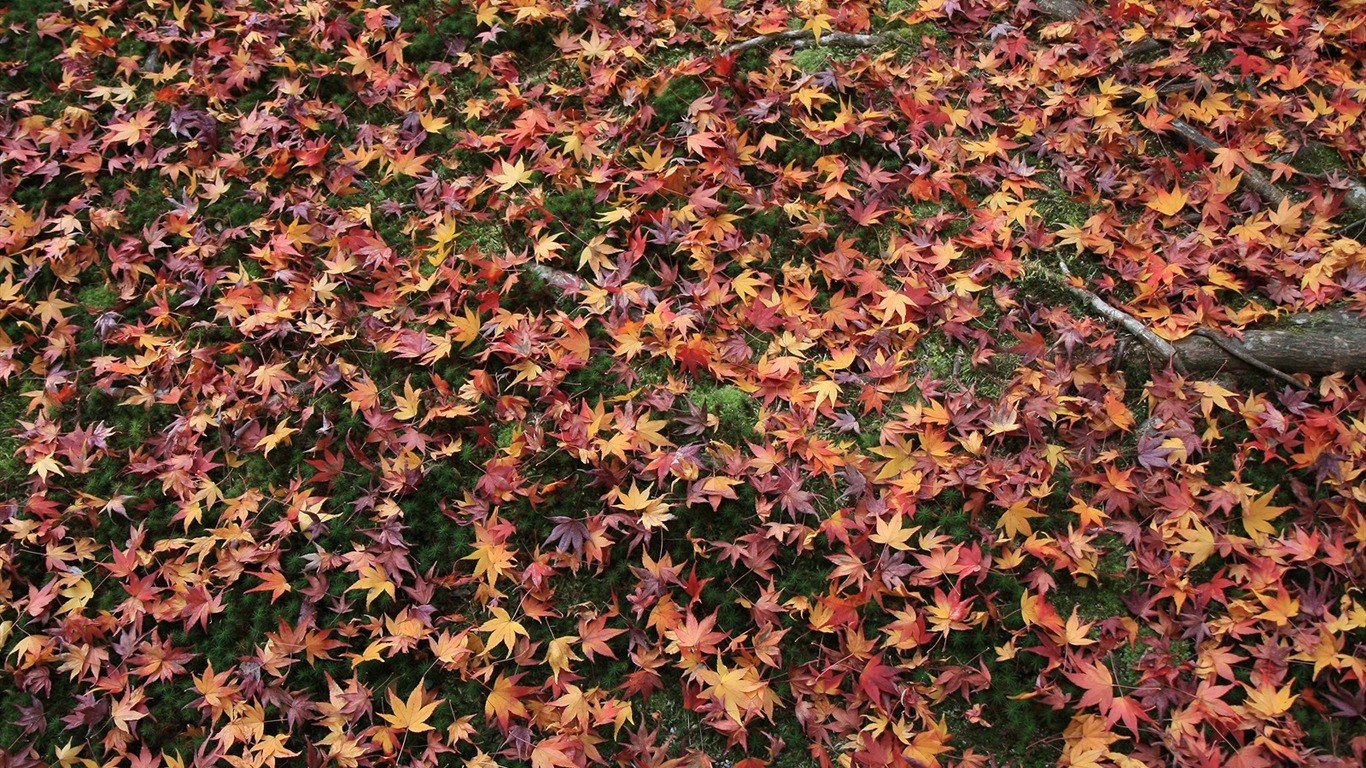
left=387, top=147, right=432, bottom=179
left=393, top=377, right=422, bottom=421
left=1064, top=658, right=1115, bottom=712
left=545, top=635, right=581, bottom=680
left=110, top=689, right=148, bottom=733
left=1174, top=523, right=1218, bottom=566
left=578, top=233, right=622, bottom=276
left=1146, top=185, right=1189, bottom=216
left=245, top=570, right=292, bottom=603
left=614, top=481, right=674, bottom=530
left=345, top=375, right=380, bottom=413
left=255, top=419, right=299, bottom=457
left=1243, top=682, right=1298, bottom=719
left=1058, top=608, right=1097, bottom=647
left=690, top=475, right=742, bottom=511
left=699, top=660, right=764, bottom=724
left=485, top=673, right=531, bottom=732
left=491, top=158, right=534, bottom=191
left=805, top=378, right=842, bottom=411
left=563, top=614, right=618, bottom=664
left=531, top=736, right=578, bottom=768
left=1242, top=487, right=1289, bottom=544
left=463, top=536, right=517, bottom=587
left=871, top=435, right=917, bottom=481
left=802, top=13, right=833, bottom=43
left=345, top=563, right=395, bottom=607
left=104, top=109, right=155, bottom=145
left=997, top=500, right=1045, bottom=539
left=381, top=681, right=444, bottom=733
left=870, top=511, right=918, bottom=551
left=479, top=606, right=529, bottom=657
left=665, top=611, right=727, bottom=657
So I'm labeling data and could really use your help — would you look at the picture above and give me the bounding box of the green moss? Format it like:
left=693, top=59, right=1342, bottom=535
left=651, top=76, right=705, bottom=129
left=792, top=48, right=834, bottom=73
left=1049, top=577, right=1130, bottom=625
left=1034, top=174, right=1095, bottom=229
left=910, top=332, right=1012, bottom=399
left=694, top=384, right=757, bottom=441
left=908, top=21, right=949, bottom=40
left=1293, top=142, right=1351, bottom=176
left=1016, top=256, right=1080, bottom=307
left=940, top=644, right=1068, bottom=767
left=458, top=221, right=505, bottom=254
left=542, top=186, right=600, bottom=232
left=642, top=688, right=733, bottom=761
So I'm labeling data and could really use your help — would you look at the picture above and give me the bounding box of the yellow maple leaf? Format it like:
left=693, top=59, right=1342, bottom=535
left=1242, top=682, right=1297, bottom=718
left=394, top=377, right=422, bottom=421
left=578, top=233, right=622, bottom=276
left=533, top=232, right=566, bottom=262
left=29, top=453, right=64, bottom=481
left=997, top=500, right=1045, bottom=539
left=255, top=420, right=298, bottom=458
left=419, top=112, right=450, bottom=134
left=545, top=635, right=581, bottom=681
left=381, top=681, right=444, bottom=733
left=1146, top=185, right=1189, bottom=216
left=346, top=564, right=395, bottom=607
left=490, top=157, right=533, bottom=191
left=731, top=269, right=765, bottom=302
left=479, top=606, right=529, bottom=657
left=614, top=481, right=675, bottom=530
left=1060, top=608, right=1098, bottom=646
left=1242, top=487, right=1289, bottom=544
left=462, top=537, right=517, bottom=587
left=872, top=435, right=916, bottom=481
left=870, top=511, right=918, bottom=551
left=699, top=660, right=763, bottom=724
left=805, top=378, right=841, bottom=411
left=632, top=412, right=673, bottom=448
left=1174, top=522, right=1217, bottom=566
left=802, top=13, right=832, bottom=43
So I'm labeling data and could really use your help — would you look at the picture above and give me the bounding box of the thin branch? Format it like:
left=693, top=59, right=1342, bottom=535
left=1165, top=118, right=1288, bottom=208
left=525, top=262, right=584, bottom=294
left=1057, top=260, right=1177, bottom=360
left=720, top=29, right=892, bottom=57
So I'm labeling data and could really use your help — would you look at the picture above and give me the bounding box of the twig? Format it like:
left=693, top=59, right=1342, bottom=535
left=1165, top=118, right=1288, bottom=207
left=1057, top=260, right=1177, bottom=361
left=525, top=262, right=584, bottom=294
left=720, top=29, right=894, bottom=57
left=1188, top=329, right=1307, bottom=391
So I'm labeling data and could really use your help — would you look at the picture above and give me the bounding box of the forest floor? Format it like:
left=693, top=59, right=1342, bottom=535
left=2, top=0, right=1366, bottom=766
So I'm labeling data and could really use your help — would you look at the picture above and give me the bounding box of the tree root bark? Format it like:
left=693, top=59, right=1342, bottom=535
left=1162, top=313, right=1366, bottom=377
left=1058, top=263, right=1365, bottom=382
left=720, top=29, right=894, bottom=57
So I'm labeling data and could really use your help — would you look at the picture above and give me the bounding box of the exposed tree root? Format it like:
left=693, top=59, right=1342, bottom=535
left=721, top=29, right=893, bottom=57
left=1056, top=263, right=1364, bottom=384
left=1166, top=313, right=1366, bottom=377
